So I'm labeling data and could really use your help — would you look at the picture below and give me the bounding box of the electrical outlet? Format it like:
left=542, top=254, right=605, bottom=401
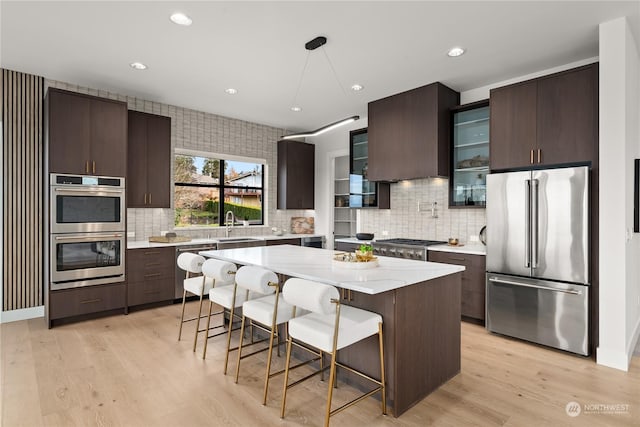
left=418, top=202, right=430, bottom=212
left=469, top=235, right=479, bottom=242
left=382, top=230, right=389, bottom=236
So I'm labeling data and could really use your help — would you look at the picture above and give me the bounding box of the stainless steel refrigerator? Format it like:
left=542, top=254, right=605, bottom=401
left=486, top=166, right=590, bottom=355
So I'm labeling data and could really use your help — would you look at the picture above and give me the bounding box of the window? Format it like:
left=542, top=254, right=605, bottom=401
left=174, top=153, right=264, bottom=228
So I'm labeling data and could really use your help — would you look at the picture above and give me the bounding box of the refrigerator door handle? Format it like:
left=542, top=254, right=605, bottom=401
left=531, top=179, right=539, bottom=268
left=524, top=179, right=531, bottom=268
left=487, top=276, right=582, bottom=295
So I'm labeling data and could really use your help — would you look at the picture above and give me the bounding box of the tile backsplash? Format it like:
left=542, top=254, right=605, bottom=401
left=358, top=178, right=486, bottom=244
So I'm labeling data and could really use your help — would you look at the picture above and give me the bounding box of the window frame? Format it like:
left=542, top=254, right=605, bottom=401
left=174, top=152, right=265, bottom=228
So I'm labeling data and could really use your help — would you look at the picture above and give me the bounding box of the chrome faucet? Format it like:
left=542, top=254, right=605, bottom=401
left=225, top=211, right=235, bottom=237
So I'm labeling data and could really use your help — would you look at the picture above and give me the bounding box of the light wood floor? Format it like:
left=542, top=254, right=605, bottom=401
left=2, top=301, right=639, bottom=427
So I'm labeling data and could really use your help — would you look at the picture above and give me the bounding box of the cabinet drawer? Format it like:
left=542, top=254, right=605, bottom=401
left=127, top=247, right=175, bottom=282
left=266, top=238, right=301, bottom=246
left=428, top=251, right=485, bottom=269
left=50, top=283, right=126, bottom=319
left=128, top=278, right=174, bottom=306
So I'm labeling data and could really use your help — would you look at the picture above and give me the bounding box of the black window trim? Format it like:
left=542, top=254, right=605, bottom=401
left=174, top=157, right=265, bottom=227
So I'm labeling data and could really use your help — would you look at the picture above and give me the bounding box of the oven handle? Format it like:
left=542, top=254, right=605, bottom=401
left=54, top=233, right=124, bottom=241
left=54, top=188, right=124, bottom=194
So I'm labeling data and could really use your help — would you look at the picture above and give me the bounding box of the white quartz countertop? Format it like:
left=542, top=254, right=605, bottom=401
left=334, top=237, right=375, bottom=244
left=127, top=234, right=324, bottom=249
left=427, top=243, right=486, bottom=256
left=199, top=245, right=464, bottom=295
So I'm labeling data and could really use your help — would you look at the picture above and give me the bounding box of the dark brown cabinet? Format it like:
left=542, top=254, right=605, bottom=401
left=127, top=247, right=175, bottom=307
left=127, top=111, right=171, bottom=208
left=277, top=140, right=314, bottom=209
left=428, top=250, right=486, bottom=321
left=335, top=271, right=462, bottom=416
left=49, top=283, right=126, bottom=323
left=367, top=82, right=459, bottom=181
left=47, top=88, right=127, bottom=176
left=490, top=63, right=598, bottom=170
left=266, top=238, right=301, bottom=246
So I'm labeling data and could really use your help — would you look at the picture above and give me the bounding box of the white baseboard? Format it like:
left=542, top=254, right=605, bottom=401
left=596, top=346, right=629, bottom=371
left=0, top=306, right=44, bottom=324
left=627, top=314, right=640, bottom=360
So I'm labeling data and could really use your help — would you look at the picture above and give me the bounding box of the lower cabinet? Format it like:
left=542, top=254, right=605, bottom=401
left=49, top=283, right=126, bottom=322
left=266, top=238, right=301, bottom=246
left=428, top=250, right=486, bottom=321
left=127, top=247, right=175, bottom=307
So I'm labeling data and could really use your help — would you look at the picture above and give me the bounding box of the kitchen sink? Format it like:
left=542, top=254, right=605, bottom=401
left=216, top=237, right=265, bottom=249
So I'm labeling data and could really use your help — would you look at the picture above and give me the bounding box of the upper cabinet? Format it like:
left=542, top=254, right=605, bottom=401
left=490, top=63, right=598, bottom=170
left=367, top=82, right=460, bottom=181
left=47, top=88, right=127, bottom=177
left=277, top=140, right=314, bottom=209
left=450, top=101, right=490, bottom=207
left=349, top=128, right=390, bottom=209
left=127, top=111, right=172, bottom=208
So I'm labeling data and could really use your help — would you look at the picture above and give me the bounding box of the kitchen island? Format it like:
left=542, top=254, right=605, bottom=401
left=200, top=245, right=464, bottom=416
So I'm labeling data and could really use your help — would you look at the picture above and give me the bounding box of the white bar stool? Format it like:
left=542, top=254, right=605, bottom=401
left=233, top=266, right=296, bottom=405
left=195, top=258, right=238, bottom=357
left=177, top=252, right=217, bottom=352
left=280, top=278, right=386, bottom=427
left=202, top=264, right=253, bottom=371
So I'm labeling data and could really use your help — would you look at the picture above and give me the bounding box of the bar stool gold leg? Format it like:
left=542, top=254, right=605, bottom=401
left=223, top=304, right=236, bottom=374
left=325, top=351, right=338, bottom=427
left=202, top=300, right=214, bottom=359
left=280, top=336, right=294, bottom=418
left=178, top=289, right=187, bottom=341
left=235, top=315, right=247, bottom=382
left=378, top=322, right=387, bottom=415
left=262, top=323, right=277, bottom=405
left=193, top=292, right=205, bottom=352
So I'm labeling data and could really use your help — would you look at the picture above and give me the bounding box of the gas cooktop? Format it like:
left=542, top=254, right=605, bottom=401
left=371, top=238, right=447, bottom=260
left=374, top=238, right=447, bottom=246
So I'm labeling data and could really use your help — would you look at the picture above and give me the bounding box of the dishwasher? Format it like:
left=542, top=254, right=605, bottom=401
left=175, top=243, right=217, bottom=300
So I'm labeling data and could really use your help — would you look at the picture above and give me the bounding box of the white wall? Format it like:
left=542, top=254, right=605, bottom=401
left=313, top=118, right=368, bottom=248
left=597, top=16, right=640, bottom=371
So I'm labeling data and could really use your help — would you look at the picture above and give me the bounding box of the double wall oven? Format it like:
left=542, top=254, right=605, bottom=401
left=50, top=174, right=126, bottom=290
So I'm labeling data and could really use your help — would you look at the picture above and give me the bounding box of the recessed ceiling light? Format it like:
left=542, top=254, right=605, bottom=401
left=170, top=12, right=192, bottom=26
left=351, top=84, right=364, bottom=91
left=130, top=62, right=147, bottom=70
left=291, top=106, right=302, bottom=112
left=225, top=88, right=238, bottom=95
left=447, top=47, right=465, bottom=57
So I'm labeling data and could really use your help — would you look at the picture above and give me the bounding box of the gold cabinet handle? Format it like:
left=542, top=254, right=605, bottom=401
left=85, top=161, right=89, bottom=174
left=80, top=298, right=101, bottom=304
left=530, top=149, right=534, bottom=164
left=537, top=149, right=541, bottom=163
left=348, top=289, right=353, bottom=301
left=144, top=193, right=147, bottom=204
left=148, top=193, right=152, bottom=205
left=92, top=161, right=96, bottom=174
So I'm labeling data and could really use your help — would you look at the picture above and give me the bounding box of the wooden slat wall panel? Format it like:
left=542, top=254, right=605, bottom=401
left=2, top=69, right=43, bottom=311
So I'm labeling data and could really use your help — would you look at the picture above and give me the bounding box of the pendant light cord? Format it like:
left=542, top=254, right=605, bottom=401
left=321, top=46, right=348, bottom=98
left=290, top=51, right=311, bottom=109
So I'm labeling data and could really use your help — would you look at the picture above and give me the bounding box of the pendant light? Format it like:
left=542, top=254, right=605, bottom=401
left=281, top=36, right=359, bottom=140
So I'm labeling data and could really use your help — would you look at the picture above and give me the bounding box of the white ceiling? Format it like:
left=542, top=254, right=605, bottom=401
left=2, top=1, right=639, bottom=133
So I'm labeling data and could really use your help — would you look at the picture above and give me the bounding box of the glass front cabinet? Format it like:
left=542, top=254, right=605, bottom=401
left=450, top=101, right=490, bottom=207
left=349, top=128, right=389, bottom=209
